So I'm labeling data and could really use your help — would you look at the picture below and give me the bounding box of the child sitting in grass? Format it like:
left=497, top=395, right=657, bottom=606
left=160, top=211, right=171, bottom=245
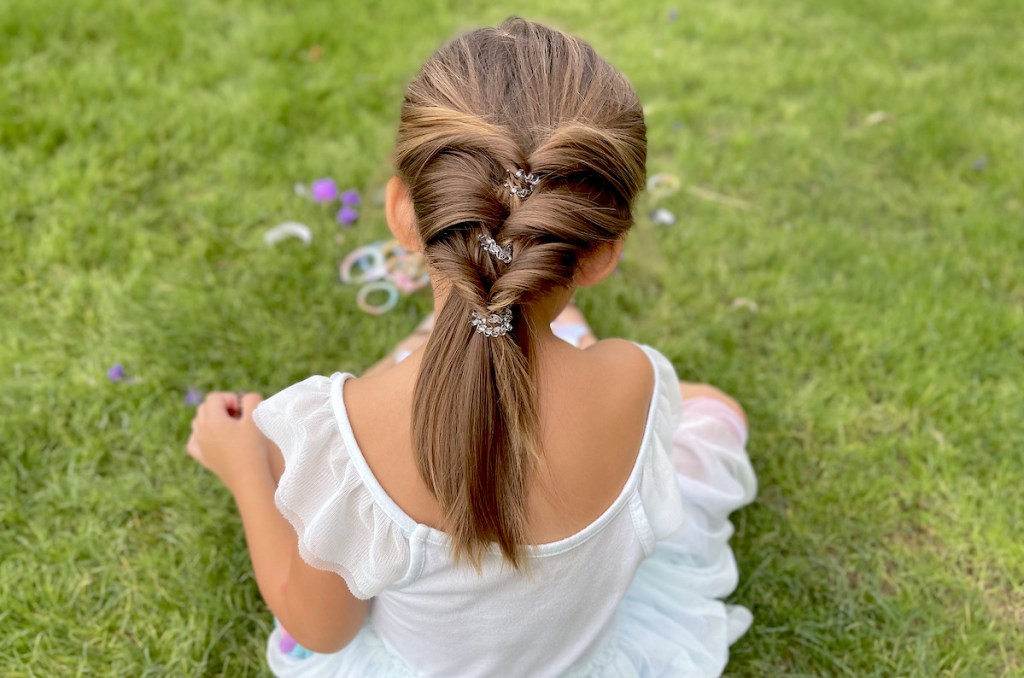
left=187, top=17, right=756, bottom=677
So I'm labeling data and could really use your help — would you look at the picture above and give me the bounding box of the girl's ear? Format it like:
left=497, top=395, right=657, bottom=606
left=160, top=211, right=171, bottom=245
left=385, top=176, right=420, bottom=252
left=574, top=238, right=625, bottom=288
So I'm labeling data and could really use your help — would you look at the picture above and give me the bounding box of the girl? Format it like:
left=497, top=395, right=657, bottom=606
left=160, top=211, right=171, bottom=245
left=188, top=18, right=757, bottom=677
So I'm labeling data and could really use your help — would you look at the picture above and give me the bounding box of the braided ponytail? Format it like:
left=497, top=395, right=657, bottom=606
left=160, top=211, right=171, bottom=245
left=395, top=18, right=647, bottom=568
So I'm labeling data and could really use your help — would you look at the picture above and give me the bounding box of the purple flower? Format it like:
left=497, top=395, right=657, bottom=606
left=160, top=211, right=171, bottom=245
left=336, top=205, right=358, bottom=226
left=184, top=387, right=203, bottom=406
left=340, top=189, right=361, bottom=207
left=107, top=363, right=126, bottom=382
left=310, top=178, right=339, bottom=203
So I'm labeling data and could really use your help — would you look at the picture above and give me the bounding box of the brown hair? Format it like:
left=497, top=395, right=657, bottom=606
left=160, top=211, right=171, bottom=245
left=395, top=18, right=647, bottom=568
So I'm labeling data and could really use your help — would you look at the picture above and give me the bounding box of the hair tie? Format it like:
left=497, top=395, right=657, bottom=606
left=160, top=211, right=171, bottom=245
left=470, top=308, right=513, bottom=337
left=503, top=168, right=540, bottom=199
left=357, top=281, right=399, bottom=315
left=340, top=244, right=387, bottom=284
left=478, top=233, right=512, bottom=264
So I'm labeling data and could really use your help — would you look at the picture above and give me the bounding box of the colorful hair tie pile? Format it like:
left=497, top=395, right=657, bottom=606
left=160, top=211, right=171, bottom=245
left=339, top=240, right=430, bottom=315
left=264, top=178, right=430, bottom=315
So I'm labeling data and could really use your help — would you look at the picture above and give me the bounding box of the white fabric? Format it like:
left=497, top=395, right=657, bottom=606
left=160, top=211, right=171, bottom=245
left=253, top=344, right=757, bottom=677
left=253, top=376, right=413, bottom=598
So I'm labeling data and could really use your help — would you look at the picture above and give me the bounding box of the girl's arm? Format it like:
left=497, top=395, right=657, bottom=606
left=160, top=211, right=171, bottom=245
left=188, top=392, right=369, bottom=652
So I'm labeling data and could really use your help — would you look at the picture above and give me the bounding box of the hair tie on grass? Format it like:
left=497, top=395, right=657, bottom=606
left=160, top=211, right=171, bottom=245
left=357, top=281, right=399, bottom=315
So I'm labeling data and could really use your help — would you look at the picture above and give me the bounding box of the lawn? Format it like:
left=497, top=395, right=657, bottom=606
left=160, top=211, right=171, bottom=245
left=1, top=0, right=1021, bottom=675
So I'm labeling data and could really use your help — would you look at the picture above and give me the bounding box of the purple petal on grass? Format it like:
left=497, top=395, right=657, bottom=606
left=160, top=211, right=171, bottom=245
left=184, top=387, right=204, bottom=406
left=310, top=178, right=340, bottom=203
left=107, top=363, right=126, bottom=382
left=340, top=189, right=361, bottom=206
left=336, top=205, right=359, bottom=226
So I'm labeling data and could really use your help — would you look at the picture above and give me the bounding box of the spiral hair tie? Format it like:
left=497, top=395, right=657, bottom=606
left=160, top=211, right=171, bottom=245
left=503, top=168, right=540, bottom=199
left=470, top=308, right=513, bottom=337
left=478, top=233, right=512, bottom=264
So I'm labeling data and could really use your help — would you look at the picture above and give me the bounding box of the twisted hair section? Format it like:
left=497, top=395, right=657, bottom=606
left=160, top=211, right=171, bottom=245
left=395, top=17, right=647, bottom=568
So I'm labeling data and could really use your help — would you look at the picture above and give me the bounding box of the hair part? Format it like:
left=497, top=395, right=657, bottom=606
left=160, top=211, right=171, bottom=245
left=396, top=17, right=647, bottom=568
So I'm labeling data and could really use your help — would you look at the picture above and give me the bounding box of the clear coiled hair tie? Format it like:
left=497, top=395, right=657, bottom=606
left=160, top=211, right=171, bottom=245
left=478, top=233, right=512, bottom=264
left=503, top=167, right=540, bottom=199
left=470, top=308, right=513, bottom=337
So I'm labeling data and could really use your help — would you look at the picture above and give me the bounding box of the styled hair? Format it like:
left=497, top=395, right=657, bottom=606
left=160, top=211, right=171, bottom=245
left=395, top=17, right=647, bottom=568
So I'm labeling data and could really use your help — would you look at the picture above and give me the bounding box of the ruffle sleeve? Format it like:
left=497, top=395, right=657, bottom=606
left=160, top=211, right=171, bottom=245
left=252, top=374, right=413, bottom=599
left=633, top=346, right=688, bottom=550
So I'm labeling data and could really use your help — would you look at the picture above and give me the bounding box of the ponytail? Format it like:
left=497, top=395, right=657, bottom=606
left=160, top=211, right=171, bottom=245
left=396, top=17, right=647, bottom=568
left=413, top=252, right=538, bottom=567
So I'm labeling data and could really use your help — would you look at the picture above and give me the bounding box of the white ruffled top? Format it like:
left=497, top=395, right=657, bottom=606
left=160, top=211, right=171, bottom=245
left=254, top=343, right=756, bottom=677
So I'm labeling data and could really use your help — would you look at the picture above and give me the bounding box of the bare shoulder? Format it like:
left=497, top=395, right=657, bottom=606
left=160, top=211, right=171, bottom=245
left=582, top=338, right=655, bottom=404
left=531, top=337, right=655, bottom=532
left=587, top=339, right=747, bottom=425
left=585, top=337, right=651, bottom=367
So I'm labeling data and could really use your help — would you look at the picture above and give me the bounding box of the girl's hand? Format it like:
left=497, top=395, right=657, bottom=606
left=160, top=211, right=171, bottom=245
left=187, top=392, right=269, bottom=491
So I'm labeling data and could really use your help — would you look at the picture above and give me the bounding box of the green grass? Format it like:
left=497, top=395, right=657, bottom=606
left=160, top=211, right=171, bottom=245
left=2, top=0, right=1021, bottom=675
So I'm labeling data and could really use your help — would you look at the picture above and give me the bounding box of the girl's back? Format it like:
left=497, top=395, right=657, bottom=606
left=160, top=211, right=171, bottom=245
left=348, top=337, right=654, bottom=545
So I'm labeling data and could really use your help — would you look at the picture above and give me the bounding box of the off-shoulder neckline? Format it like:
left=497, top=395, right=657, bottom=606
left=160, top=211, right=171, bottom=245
left=328, top=342, right=667, bottom=557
